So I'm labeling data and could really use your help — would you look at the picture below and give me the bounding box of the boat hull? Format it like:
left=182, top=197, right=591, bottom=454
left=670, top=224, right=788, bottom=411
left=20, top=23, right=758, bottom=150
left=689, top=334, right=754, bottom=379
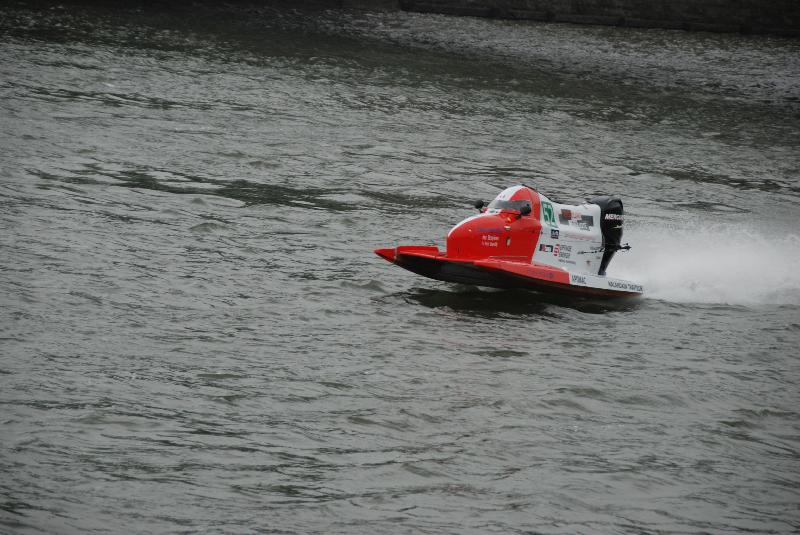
left=375, top=246, right=643, bottom=298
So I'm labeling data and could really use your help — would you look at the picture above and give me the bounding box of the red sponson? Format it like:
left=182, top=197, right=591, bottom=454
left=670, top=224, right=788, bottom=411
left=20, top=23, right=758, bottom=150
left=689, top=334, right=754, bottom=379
left=374, top=248, right=396, bottom=262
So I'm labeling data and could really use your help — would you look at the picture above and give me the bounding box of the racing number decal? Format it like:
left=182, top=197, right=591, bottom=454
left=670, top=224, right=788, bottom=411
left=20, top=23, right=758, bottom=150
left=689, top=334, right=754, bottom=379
left=541, top=201, right=557, bottom=229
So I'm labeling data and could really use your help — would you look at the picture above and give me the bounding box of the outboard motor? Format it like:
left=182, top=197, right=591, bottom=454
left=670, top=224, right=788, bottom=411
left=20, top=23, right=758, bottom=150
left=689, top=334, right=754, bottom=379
left=590, top=196, right=624, bottom=276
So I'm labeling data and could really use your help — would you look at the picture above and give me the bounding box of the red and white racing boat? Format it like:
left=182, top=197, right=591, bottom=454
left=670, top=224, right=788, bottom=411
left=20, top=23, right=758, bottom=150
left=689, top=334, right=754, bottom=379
left=375, top=185, right=643, bottom=298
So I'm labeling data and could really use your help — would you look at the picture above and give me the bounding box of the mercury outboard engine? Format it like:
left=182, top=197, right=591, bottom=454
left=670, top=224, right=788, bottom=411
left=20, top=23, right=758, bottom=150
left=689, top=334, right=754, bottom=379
left=590, top=195, right=624, bottom=276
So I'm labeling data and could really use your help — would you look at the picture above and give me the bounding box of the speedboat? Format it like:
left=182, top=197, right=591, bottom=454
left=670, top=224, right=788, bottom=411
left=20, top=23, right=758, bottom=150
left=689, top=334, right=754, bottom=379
left=374, top=185, right=643, bottom=298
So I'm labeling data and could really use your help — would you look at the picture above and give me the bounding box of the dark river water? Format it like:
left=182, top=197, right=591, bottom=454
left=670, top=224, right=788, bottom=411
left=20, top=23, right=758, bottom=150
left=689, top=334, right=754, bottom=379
left=2, top=2, right=799, bottom=533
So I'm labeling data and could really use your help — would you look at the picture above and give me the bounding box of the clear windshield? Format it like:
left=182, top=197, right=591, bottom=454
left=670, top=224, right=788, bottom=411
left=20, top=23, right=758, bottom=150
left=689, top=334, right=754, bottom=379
left=487, top=199, right=531, bottom=212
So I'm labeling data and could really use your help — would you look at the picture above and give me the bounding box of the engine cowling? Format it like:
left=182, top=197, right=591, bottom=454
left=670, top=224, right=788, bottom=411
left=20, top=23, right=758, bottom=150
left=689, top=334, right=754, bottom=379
left=589, top=195, right=624, bottom=276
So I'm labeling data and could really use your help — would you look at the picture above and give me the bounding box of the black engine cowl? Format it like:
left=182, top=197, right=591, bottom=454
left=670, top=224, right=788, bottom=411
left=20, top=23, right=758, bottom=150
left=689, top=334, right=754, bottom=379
left=589, top=196, right=624, bottom=276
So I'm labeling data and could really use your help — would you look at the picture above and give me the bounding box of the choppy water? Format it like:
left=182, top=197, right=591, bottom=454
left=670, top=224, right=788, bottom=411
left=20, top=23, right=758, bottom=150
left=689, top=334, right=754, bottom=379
left=2, top=2, right=799, bottom=533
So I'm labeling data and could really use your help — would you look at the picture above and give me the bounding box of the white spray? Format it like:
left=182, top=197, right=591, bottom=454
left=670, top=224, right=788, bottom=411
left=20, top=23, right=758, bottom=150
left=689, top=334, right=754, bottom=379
left=610, top=222, right=800, bottom=306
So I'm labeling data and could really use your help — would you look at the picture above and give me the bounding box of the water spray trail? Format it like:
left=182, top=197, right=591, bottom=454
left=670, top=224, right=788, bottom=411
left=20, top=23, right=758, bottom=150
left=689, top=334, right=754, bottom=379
left=611, top=223, right=800, bottom=305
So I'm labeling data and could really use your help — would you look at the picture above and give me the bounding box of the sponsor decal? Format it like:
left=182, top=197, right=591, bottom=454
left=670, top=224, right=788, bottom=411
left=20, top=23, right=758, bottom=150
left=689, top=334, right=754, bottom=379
left=607, top=280, right=643, bottom=292
left=571, top=274, right=587, bottom=285
left=481, top=234, right=499, bottom=247
left=540, top=243, right=573, bottom=259
left=558, top=208, right=595, bottom=229
left=577, top=215, right=594, bottom=230
left=604, top=213, right=624, bottom=221
left=551, top=229, right=559, bottom=239
left=540, top=243, right=573, bottom=258
left=541, top=201, right=558, bottom=229
left=477, top=227, right=502, bottom=234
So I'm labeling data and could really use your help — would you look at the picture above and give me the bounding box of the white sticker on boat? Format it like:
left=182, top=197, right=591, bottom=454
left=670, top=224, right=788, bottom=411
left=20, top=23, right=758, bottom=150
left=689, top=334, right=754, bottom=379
left=607, top=280, right=643, bottom=292
left=570, top=274, right=587, bottom=285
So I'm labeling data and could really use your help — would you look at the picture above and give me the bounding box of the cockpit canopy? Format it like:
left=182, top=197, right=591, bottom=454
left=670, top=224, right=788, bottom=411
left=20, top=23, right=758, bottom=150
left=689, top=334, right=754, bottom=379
left=486, top=199, right=531, bottom=213
left=486, top=185, right=536, bottom=214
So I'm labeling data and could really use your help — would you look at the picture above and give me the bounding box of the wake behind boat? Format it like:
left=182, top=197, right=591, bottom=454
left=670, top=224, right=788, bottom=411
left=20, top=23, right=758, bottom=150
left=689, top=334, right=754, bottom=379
left=375, top=185, right=644, bottom=298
